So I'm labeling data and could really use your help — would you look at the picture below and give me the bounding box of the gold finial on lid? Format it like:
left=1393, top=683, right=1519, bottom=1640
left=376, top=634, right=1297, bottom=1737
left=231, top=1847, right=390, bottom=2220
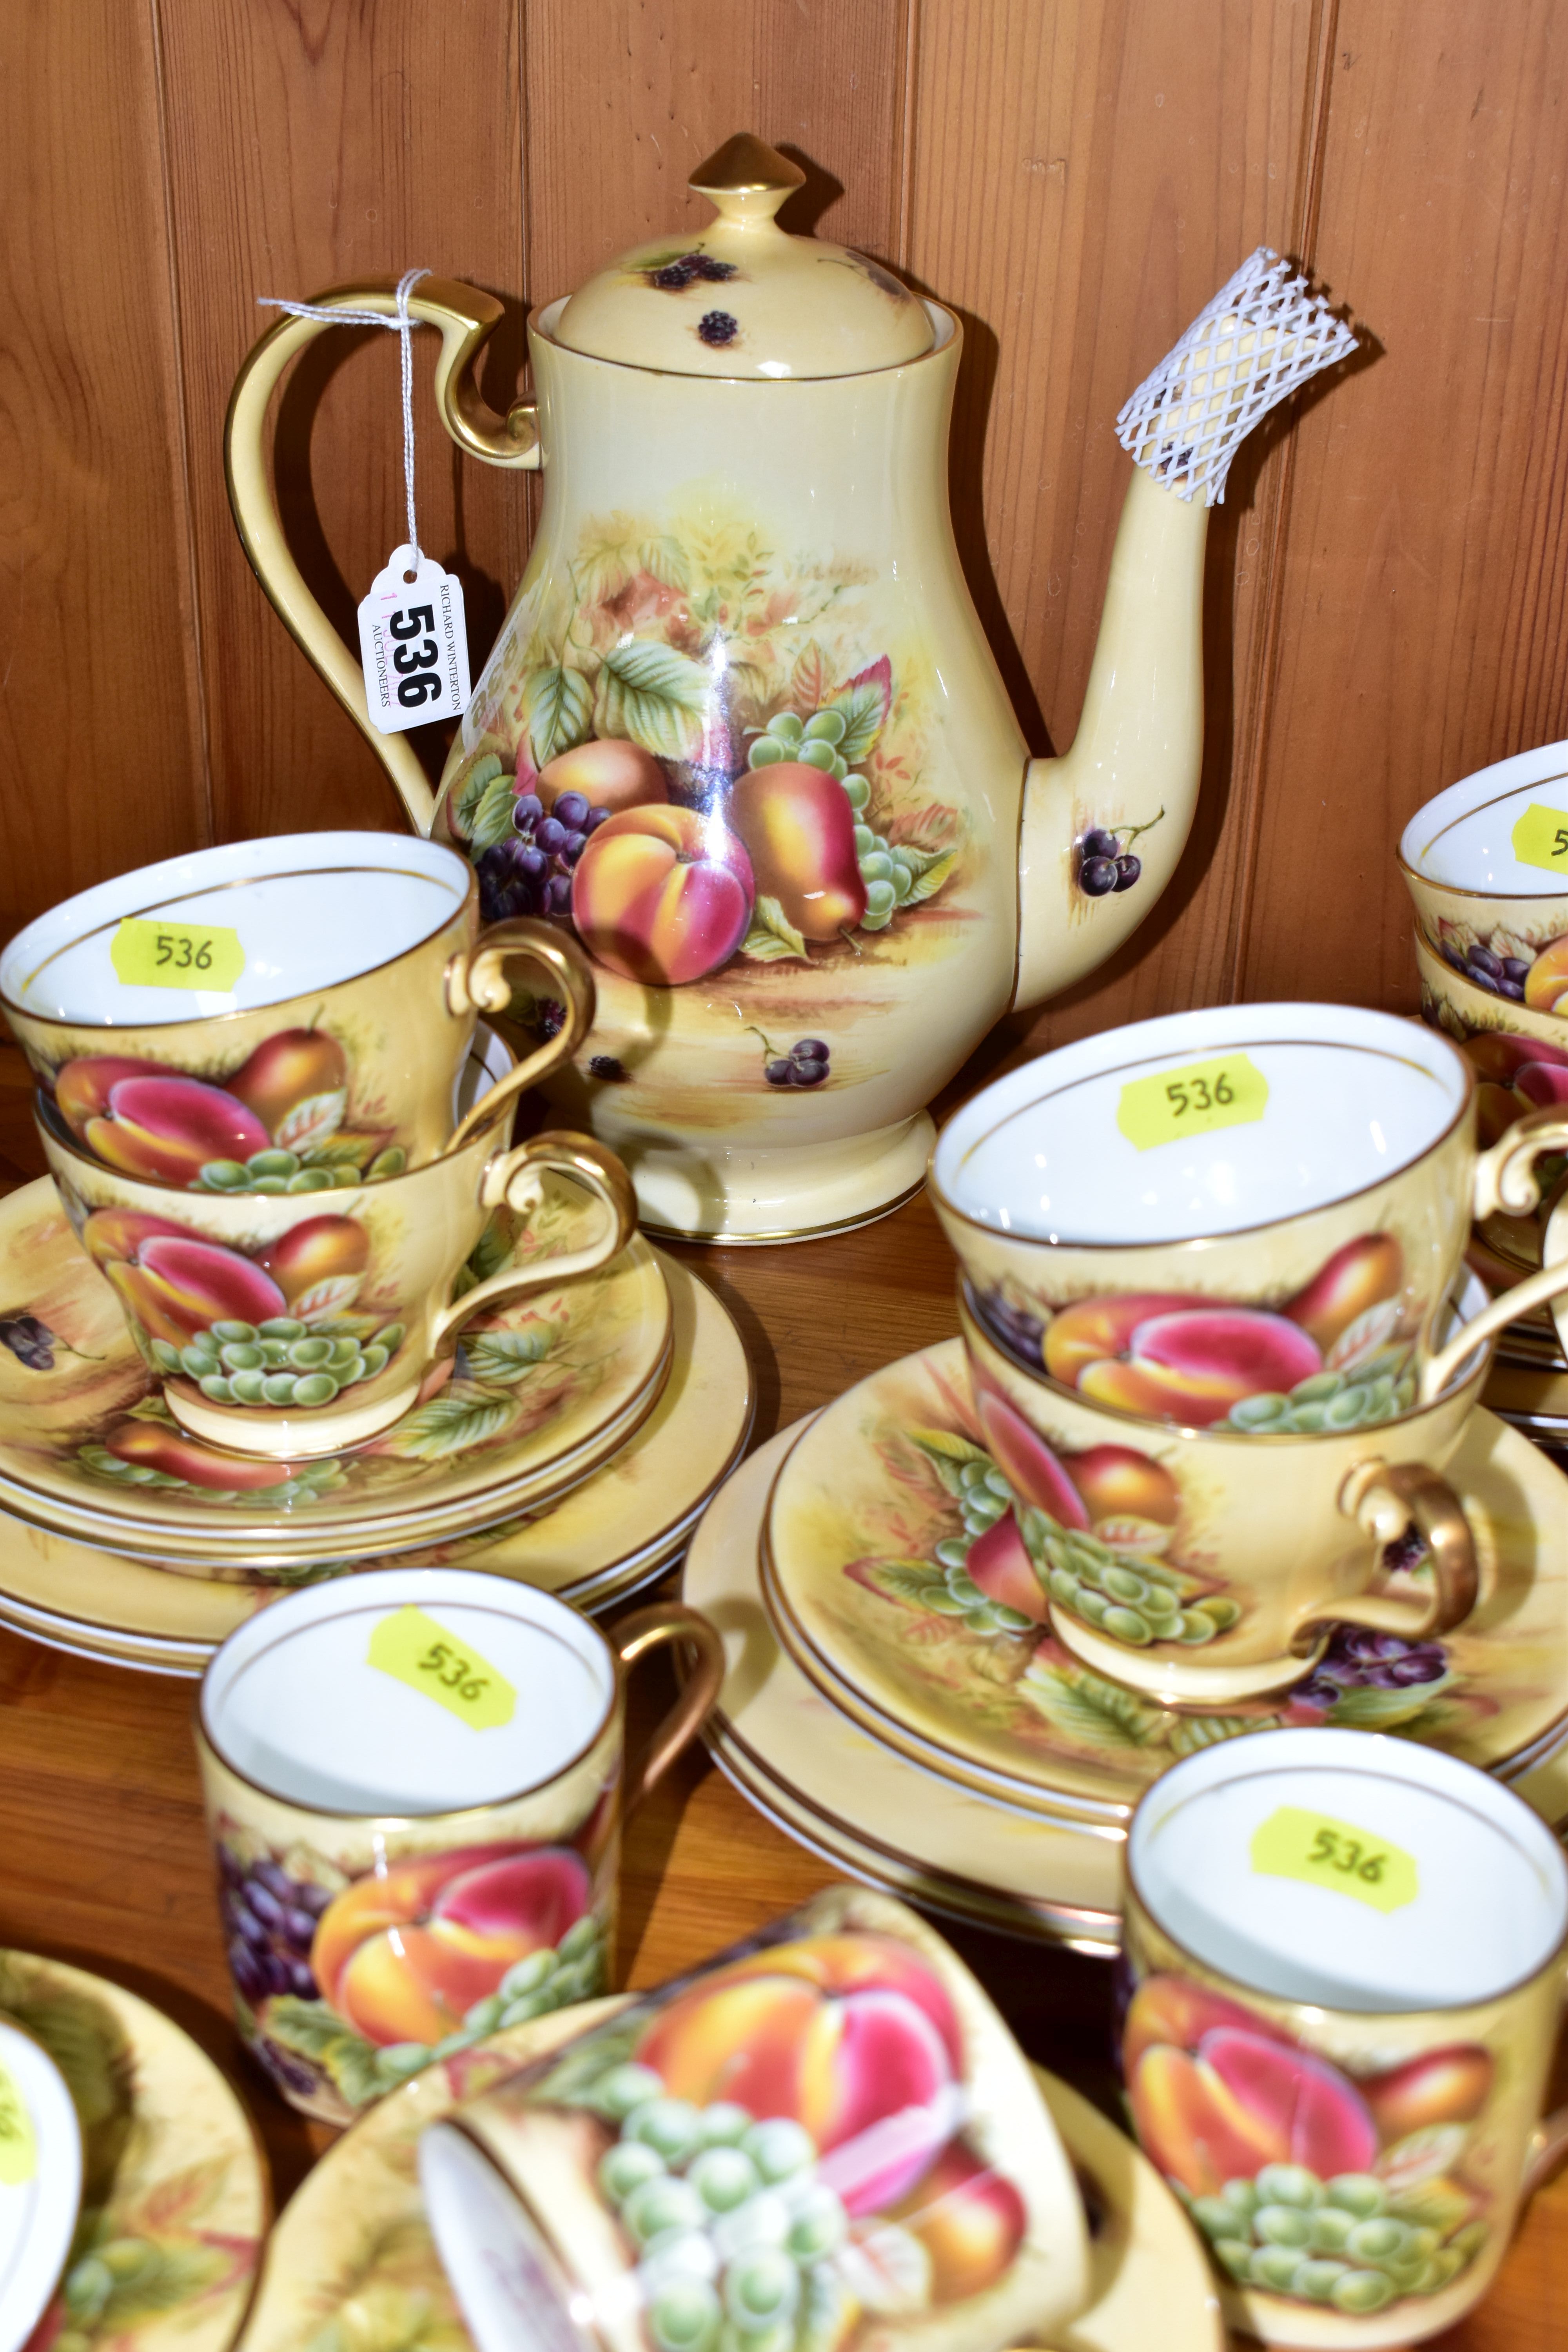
left=689, top=134, right=806, bottom=199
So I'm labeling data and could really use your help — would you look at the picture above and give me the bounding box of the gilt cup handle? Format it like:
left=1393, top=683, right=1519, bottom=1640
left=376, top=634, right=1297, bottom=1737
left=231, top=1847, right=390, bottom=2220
left=614, top=1603, right=726, bottom=1817
left=445, top=923, right=595, bottom=1152
left=1294, top=1460, right=1480, bottom=1645
left=223, top=276, right=540, bottom=836
left=1417, top=1106, right=1568, bottom=1398
left=428, top=1132, right=638, bottom=1346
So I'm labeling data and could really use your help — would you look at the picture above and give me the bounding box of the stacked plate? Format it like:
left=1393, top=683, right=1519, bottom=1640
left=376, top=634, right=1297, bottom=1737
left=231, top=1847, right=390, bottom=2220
left=684, top=1337, right=1568, bottom=1956
left=0, top=1032, right=753, bottom=1673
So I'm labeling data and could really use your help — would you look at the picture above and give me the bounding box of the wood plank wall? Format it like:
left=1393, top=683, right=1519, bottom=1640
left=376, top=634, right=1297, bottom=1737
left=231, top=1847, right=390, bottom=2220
left=4, top=0, right=1566, bottom=1069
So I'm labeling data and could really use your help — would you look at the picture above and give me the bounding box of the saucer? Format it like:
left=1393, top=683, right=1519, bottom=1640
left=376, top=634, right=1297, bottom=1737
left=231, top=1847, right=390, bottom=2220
left=0, top=1255, right=752, bottom=1674
left=761, top=1341, right=1568, bottom=1825
left=234, top=1995, right=1221, bottom=2352
left=687, top=1426, right=1127, bottom=1950
left=0, top=1947, right=267, bottom=2352
left=0, top=1173, right=671, bottom=1573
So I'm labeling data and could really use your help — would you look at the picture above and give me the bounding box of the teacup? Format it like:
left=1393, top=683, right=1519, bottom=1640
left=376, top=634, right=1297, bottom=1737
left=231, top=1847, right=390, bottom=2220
left=1120, top=1726, right=1568, bottom=2347
left=1399, top=736, right=1568, bottom=1013
left=195, top=1566, right=724, bottom=2126
left=417, top=1882, right=1092, bottom=2352
left=0, top=833, right=591, bottom=1187
left=960, top=1285, right=1488, bottom=1704
left=0, top=2013, right=84, bottom=2352
left=40, top=1065, right=637, bottom=1458
left=931, top=1003, right=1568, bottom=1433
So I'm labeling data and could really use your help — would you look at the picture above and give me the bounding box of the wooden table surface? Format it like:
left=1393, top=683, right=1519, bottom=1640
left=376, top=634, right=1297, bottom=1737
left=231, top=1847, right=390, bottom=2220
left=0, top=1043, right=1563, bottom=2349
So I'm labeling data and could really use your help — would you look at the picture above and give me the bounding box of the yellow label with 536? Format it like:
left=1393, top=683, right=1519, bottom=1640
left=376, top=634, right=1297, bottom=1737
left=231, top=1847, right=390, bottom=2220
left=111, top=917, right=247, bottom=993
left=1117, top=1054, right=1269, bottom=1152
left=1250, top=1805, right=1418, bottom=1915
left=0, top=2060, right=37, bottom=2187
left=367, top=1605, right=516, bottom=1731
left=1510, top=803, right=1568, bottom=878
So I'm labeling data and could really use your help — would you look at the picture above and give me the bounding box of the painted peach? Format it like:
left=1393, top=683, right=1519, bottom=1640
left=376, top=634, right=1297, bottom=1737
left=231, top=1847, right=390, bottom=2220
left=102, top=1420, right=306, bottom=1491
left=1200, top=2027, right=1378, bottom=2179
left=637, top=1933, right=962, bottom=2211
left=889, top=2143, right=1027, bottom=2304
left=1524, top=935, right=1568, bottom=1014
left=1129, top=2044, right=1282, bottom=2199
left=1079, top=1307, right=1321, bottom=1427
left=254, top=1216, right=370, bottom=1320
left=105, top=1232, right=287, bottom=1347
left=54, top=1055, right=169, bottom=1132
left=1514, top=1059, right=1568, bottom=1109
left=83, top=1073, right=271, bottom=1186
left=728, top=765, right=868, bottom=940
left=80, top=1208, right=191, bottom=1272
left=1362, top=2044, right=1493, bottom=2142
left=572, top=804, right=755, bottom=985
left=1043, top=1294, right=1200, bottom=1391
left=1069, top=1445, right=1180, bottom=1537
left=314, top=1844, right=593, bottom=2047
left=1123, top=1974, right=1287, bottom=2074
left=227, top=1029, right=349, bottom=1137
left=1283, top=1233, right=1404, bottom=1356
left=964, top=1511, right=1048, bottom=1622
left=1463, top=1029, right=1568, bottom=1082
left=971, top=1387, right=1089, bottom=1528
left=538, top=737, right=668, bottom=816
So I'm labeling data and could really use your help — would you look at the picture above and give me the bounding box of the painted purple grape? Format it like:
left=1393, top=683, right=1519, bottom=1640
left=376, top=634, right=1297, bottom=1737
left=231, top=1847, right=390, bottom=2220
left=554, top=791, right=591, bottom=828
left=766, top=1059, right=797, bottom=1087
left=1080, top=855, right=1119, bottom=897
left=1113, top=853, right=1142, bottom=891
left=1081, top=828, right=1120, bottom=862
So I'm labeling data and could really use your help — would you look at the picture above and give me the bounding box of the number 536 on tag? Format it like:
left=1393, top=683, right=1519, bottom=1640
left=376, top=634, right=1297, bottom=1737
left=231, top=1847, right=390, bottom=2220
left=358, top=543, right=470, bottom=735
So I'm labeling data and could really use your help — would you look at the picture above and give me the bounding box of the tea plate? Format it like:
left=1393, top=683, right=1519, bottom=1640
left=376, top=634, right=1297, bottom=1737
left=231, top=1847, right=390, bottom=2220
left=0, top=1256, right=751, bottom=1673
left=687, top=1426, right=1127, bottom=1949
left=762, top=1342, right=1568, bottom=1823
left=0, top=1948, right=267, bottom=2352
left=233, top=1994, right=1220, bottom=2352
left=0, top=1174, right=671, bottom=1571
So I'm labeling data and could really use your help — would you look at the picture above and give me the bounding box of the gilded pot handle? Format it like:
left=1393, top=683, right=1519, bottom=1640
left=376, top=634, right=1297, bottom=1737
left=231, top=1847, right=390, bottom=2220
left=1299, top=1460, right=1479, bottom=1644
left=614, top=1602, right=726, bottom=1814
left=1417, top=1108, right=1568, bottom=1397
left=445, top=923, right=596, bottom=1152
left=428, top=1132, right=637, bottom=1345
left=224, top=276, right=539, bottom=837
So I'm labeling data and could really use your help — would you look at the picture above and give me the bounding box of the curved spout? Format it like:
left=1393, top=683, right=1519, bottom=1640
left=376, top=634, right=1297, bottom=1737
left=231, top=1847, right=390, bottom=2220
left=1013, top=463, right=1210, bottom=1011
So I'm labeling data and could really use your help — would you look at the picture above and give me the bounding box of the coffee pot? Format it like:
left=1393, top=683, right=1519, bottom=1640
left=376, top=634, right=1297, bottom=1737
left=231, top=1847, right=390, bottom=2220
left=228, top=134, right=1356, bottom=1241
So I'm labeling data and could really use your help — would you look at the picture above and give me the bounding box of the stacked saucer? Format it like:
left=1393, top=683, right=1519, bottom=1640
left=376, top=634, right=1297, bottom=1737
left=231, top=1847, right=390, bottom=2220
left=687, top=1347, right=1568, bottom=1954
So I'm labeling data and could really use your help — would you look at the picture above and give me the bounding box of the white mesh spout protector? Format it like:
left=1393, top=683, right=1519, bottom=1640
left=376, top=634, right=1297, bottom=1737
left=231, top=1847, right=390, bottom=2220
left=1115, top=247, right=1358, bottom=505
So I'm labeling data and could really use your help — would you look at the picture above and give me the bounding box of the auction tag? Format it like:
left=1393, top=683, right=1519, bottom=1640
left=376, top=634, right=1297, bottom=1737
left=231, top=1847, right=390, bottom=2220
left=358, top=544, right=470, bottom=736
left=0, top=2061, right=36, bottom=2189
left=111, top=916, right=246, bottom=993
left=1510, top=802, right=1568, bottom=877
left=1250, top=1805, right=1418, bottom=1915
left=367, top=1604, right=515, bottom=1730
left=1117, top=1053, right=1269, bottom=1151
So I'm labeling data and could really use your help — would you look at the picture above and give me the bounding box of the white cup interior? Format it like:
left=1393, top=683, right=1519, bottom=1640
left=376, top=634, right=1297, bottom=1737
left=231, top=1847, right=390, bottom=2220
left=1131, top=1729, right=1568, bottom=2010
left=0, top=833, right=471, bottom=1025
left=1401, top=739, right=1568, bottom=896
left=200, top=1569, right=615, bottom=1815
left=935, top=1005, right=1469, bottom=1245
left=0, top=2016, right=84, bottom=2352
left=421, top=2129, right=591, bottom=2352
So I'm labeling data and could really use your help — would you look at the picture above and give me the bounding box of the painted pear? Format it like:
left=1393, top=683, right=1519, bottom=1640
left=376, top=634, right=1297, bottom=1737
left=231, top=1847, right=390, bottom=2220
left=729, top=764, right=868, bottom=941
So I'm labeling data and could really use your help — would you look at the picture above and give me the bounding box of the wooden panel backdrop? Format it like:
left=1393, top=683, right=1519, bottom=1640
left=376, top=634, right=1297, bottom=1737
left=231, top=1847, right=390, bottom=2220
left=7, top=0, right=1568, bottom=1057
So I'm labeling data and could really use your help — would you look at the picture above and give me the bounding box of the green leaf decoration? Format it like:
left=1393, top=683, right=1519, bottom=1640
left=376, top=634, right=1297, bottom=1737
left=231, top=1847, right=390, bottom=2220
left=464, top=1327, right=558, bottom=1383
left=263, top=1996, right=350, bottom=2063
left=301, top=1132, right=378, bottom=1170
left=449, top=751, right=504, bottom=843
left=532, top=2011, right=648, bottom=2111
left=274, top=1088, right=348, bottom=1153
left=826, top=686, right=884, bottom=764
left=906, top=1426, right=992, bottom=1495
left=638, top=535, right=691, bottom=592
left=595, top=640, right=709, bottom=759
left=467, top=1217, right=515, bottom=1286
left=1166, top=1713, right=1272, bottom=1758
left=94, top=2242, right=232, bottom=2326
left=902, top=851, right=958, bottom=907
left=739, top=895, right=808, bottom=962
left=468, top=773, right=520, bottom=852
left=789, top=641, right=830, bottom=713
left=893, top=842, right=951, bottom=880
left=375, top=1383, right=519, bottom=1461
left=325, top=2033, right=387, bottom=2110
left=1387, top=2173, right=1478, bottom=2234
left=1329, top=1676, right=1454, bottom=1731
left=1020, top=1663, right=1163, bottom=1749
left=526, top=665, right=594, bottom=768
left=854, top=1559, right=949, bottom=1610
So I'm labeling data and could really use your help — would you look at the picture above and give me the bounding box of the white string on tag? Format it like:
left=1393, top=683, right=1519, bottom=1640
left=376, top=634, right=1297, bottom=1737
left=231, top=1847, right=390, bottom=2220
left=256, top=268, right=472, bottom=733
left=259, top=267, right=431, bottom=564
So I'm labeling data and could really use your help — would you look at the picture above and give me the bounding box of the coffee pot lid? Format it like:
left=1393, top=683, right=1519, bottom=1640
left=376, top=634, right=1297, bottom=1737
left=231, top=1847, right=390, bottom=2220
left=550, top=133, right=935, bottom=378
